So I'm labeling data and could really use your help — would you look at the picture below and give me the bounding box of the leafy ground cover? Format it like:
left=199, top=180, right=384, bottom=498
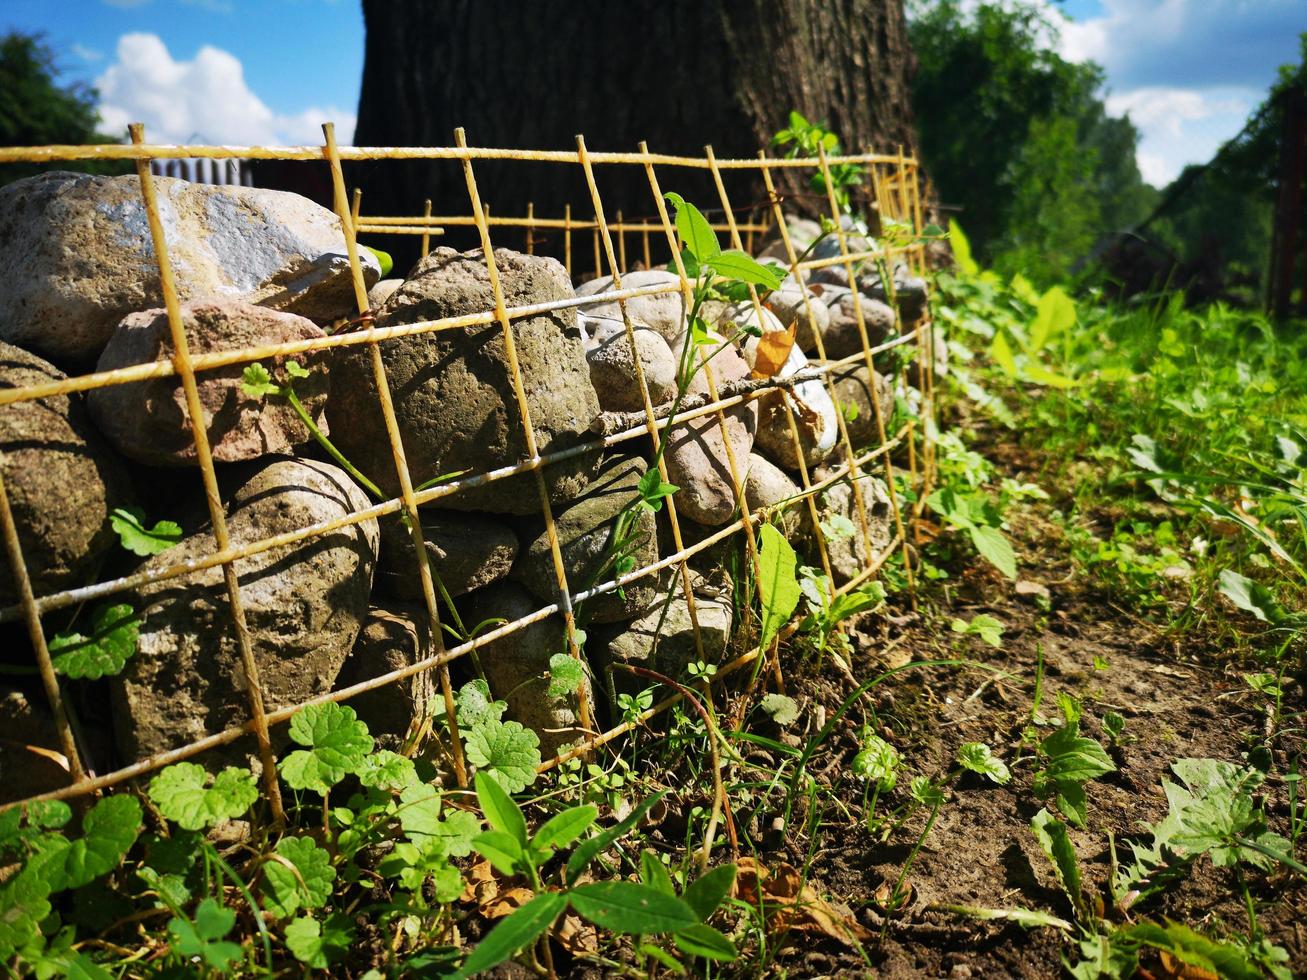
left=5, top=230, right=1305, bottom=978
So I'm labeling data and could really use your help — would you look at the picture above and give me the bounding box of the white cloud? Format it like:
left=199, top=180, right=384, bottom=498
left=71, top=43, right=104, bottom=63
left=94, top=33, right=355, bottom=146
left=1105, top=86, right=1259, bottom=185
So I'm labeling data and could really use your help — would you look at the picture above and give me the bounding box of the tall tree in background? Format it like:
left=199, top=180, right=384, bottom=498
left=909, top=0, right=1154, bottom=283
left=354, top=0, right=918, bottom=265
left=0, top=32, right=126, bottom=185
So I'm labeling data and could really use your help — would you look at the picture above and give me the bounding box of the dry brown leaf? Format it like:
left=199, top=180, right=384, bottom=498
left=555, top=913, right=600, bottom=956
left=751, top=322, right=797, bottom=379
left=481, top=886, right=535, bottom=920
left=735, top=857, right=871, bottom=947
left=1157, top=951, right=1219, bottom=980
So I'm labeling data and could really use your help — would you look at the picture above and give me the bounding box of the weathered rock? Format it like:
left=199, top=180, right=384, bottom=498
left=829, top=363, right=894, bottom=447
left=744, top=453, right=804, bottom=538
left=662, top=344, right=758, bottom=526
left=458, top=582, right=592, bottom=757
left=376, top=510, right=518, bottom=600
left=598, top=571, right=732, bottom=694
left=0, top=687, right=77, bottom=804
left=367, top=278, right=403, bottom=310
left=816, top=294, right=897, bottom=360
left=0, top=342, right=130, bottom=605
left=739, top=309, right=839, bottom=471
left=577, top=270, right=687, bottom=347
left=755, top=216, right=823, bottom=264
left=580, top=313, right=677, bottom=411
left=88, top=301, right=329, bottom=467
left=859, top=267, right=929, bottom=322
left=511, top=455, right=658, bottom=624
left=326, top=247, right=601, bottom=514
left=112, top=457, right=379, bottom=763
left=766, top=280, right=831, bottom=354
left=815, top=475, right=894, bottom=584
left=334, top=602, right=436, bottom=748
left=0, top=172, right=379, bottom=362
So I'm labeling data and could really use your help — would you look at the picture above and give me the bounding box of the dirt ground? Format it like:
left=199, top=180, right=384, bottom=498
left=711, top=493, right=1307, bottom=978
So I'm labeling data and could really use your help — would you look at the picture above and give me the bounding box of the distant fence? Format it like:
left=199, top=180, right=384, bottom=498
left=0, top=129, right=936, bottom=820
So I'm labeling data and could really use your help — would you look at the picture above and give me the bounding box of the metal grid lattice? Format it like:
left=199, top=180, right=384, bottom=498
left=0, top=127, right=937, bottom=821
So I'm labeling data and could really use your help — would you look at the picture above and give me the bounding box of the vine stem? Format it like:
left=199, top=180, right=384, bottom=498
left=619, top=664, right=738, bottom=868
left=283, top=386, right=384, bottom=500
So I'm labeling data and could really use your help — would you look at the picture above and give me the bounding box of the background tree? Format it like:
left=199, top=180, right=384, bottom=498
left=0, top=32, right=127, bottom=186
left=353, top=0, right=919, bottom=268
left=909, top=0, right=1154, bottom=283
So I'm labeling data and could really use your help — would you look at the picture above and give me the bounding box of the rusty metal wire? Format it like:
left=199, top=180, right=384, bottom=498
left=0, top=133, right=935, bottom=810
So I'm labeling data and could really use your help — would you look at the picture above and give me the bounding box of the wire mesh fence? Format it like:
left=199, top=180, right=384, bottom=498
left=0, top=126, right=937, bottom=820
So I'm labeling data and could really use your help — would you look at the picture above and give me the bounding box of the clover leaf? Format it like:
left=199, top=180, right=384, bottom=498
left=168, top=898, right=242, bottom=972
left=279, top=702, right=373, bottom=794
left=285, top=913, right=354, bottom=970
left=464, top=719, right=540, bottom=793
left=546, top=653, right=585, bottom=699
left=29, top=795, right=141, bottom=893
left=261, top=835, right=335, bottom=920
left=148, top=763, right=258, bottom=831
left=456, top=679, right=506, bottom=726
left=110, top=506, right=182, bottom=556
left=240, top=362, right=280, bottom=399
left=50, top=603, right=140, bottom=679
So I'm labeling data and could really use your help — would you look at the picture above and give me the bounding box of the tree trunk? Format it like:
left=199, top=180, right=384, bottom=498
left=353, top=0, right=917, bottom=268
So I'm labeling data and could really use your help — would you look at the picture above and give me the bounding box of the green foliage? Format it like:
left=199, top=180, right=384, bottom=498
left=546, top=652, right=586, bottom=699
left=464, top=719, right=541, bottom=792
left=261, top=835, right=335, bottom=919
left=909, top=1, right=1155, bottom=282
left=110, top=506, right=182, bottom=556
left=1030, top=808, right=1083, bottom=915
left=0, top=32, right=131, bottom=185
left=148, top=763, right=258, bottom=831
left=167, top=898, right=243, bottom=973
left=957, top=742, right=1011, bottom=784
left=279, top=702, right=375, bottom=795
left=49, top=603, right=140, bottom=679
left=852, top=732, right=901, bottom=792
left=1032, top=717, right=1115, bottom=827
left=757, top=523, right=801, bottom=653
left=759, top=693, right=799, bottom=726
left=926, top=486, right=1017, bottom=579
left=772, top=110, right=864, bottom=211
left=950, top=613, right=1004, bottom=647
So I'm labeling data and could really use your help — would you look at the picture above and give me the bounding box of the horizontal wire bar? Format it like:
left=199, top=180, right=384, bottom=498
left=0, top=143, right=915, bottom=168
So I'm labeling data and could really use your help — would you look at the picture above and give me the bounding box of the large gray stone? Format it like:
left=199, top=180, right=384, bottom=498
left=112, top=457, right=379, bottom=763
left=744, top=453, right=804, bottom=538
left=88, top=301, right=330, bottom=467
left=598, top=571, right=732, bottom=694
left=459, top=582, right=593, bottom=757
left=0, top=342, right=130, bottom=605
left=829, top=363, right=894, bottom=448
left=577, top=270, right=687, bottom=347
left=814, top=293, right=897, bottom=360
left=334, top=602, right=436, bottom=749
left=663, top=344, right=758, bottom=526
left=376, top=510, right=518, bottom=600
left=511, top=455, right=658, bottom=624
left=325, top=247, right=602, bottom=514
left=581, top=313, right=677, bottom=411
left=0, top=172, right=379, bottom=363
left=814, top=474, right=894, bottom=585
left=766, top=280, right=831, bottom=355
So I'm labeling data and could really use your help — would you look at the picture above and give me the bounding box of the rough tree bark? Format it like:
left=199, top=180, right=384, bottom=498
left=353, top=0, right=917, bottom=266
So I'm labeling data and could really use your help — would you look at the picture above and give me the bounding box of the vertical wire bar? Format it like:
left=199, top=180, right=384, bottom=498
left=640, top=142, right=758, bottom=679
left=421, top=198, right=433, bottom=258
left=616, top=210, right=627, bottom=273
left=575, top=135, right=708, bottom=671
left=454, top=128, right=595, bottom=742
left=525, top=202, right=535, bottom=255
left=592, top=224, right=602, bottom=280
left=815, top=143, right=916, bottom=596
left=129, top=123, right=284, bottom=820
left=746, top=150, right=875, bottom=573
left=753, top=155, right=837, bottom=589
left=564, top=204, right=573, bottom=278
left=350, top=187, right=362, bottom=229
left=642, top=225, right=651, bottom=270
left=321, top=124, right=467, bottom=786
left=0, top=465, right=86, bottom=783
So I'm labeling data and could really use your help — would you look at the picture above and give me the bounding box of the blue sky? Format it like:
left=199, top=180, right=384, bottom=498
left=4, top=0, right=1305, bottom=186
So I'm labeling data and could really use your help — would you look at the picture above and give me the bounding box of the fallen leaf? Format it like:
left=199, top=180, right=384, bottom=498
left=735, top=857, right=871, bottom=947
left=481, top=886, right=536, bottom=920
left=555, top=913, right=600, bottom=956
left=751, top=322, right=797, bottom=379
